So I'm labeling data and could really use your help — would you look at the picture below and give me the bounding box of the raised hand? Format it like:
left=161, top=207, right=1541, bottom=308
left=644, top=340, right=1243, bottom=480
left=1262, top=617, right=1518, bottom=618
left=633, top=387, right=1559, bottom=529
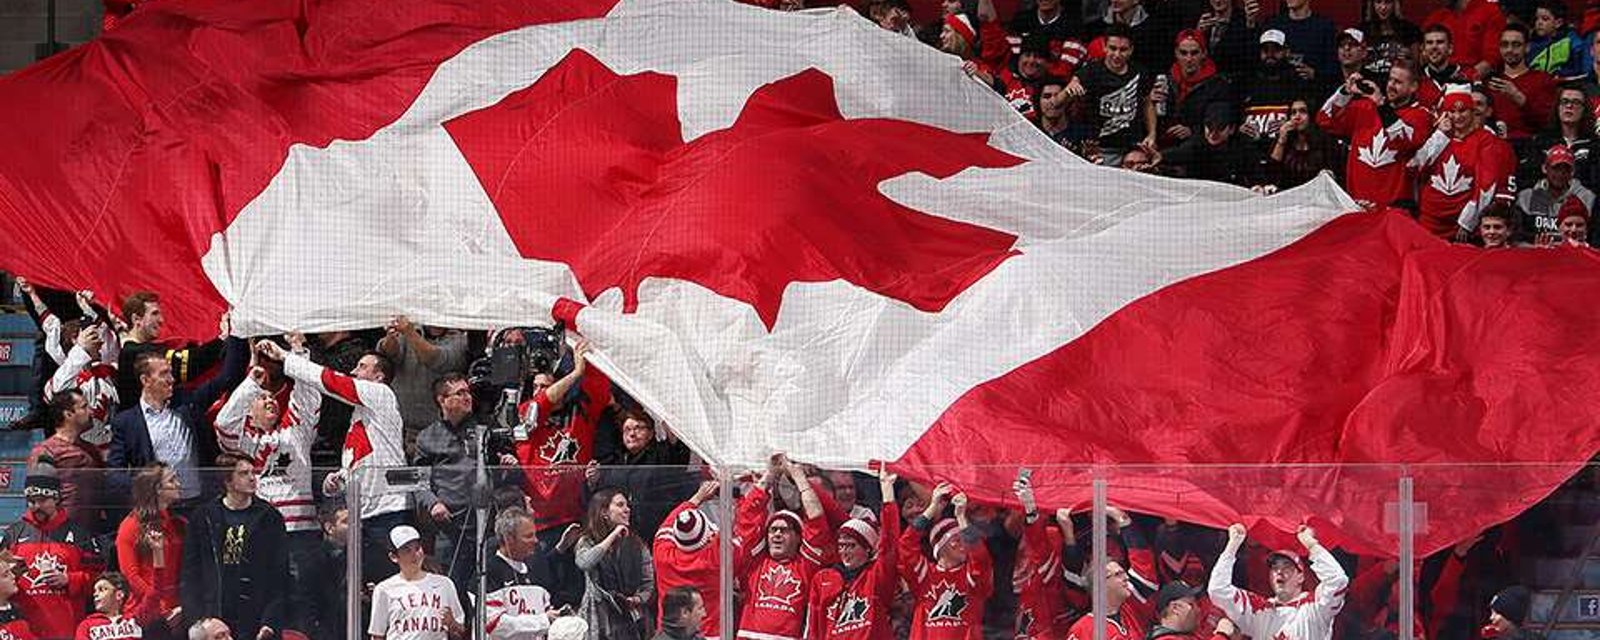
left=1296, top=524, right=1319, bottom=550
left=1226, top=523, right=1247, bottom=548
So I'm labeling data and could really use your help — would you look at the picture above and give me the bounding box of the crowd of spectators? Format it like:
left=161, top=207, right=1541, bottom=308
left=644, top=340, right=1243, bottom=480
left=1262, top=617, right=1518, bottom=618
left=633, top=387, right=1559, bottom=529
left=0, top=281, right=1565, bottom=640
left=6, top=0, right=1591, bottom=639
left=854, top=0, right=1600, bottom=248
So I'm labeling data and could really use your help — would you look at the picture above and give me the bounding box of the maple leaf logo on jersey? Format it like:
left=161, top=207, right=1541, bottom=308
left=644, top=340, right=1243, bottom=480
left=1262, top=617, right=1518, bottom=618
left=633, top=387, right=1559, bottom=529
left=22, top=551, right=65, bottom=591
left=1357, top=131, right=1399, bottom=168
left=1016, top=609, right=1036, bottom=637
left=756, top=564, right=804, bottom=607
left=342, top=421, right=373, bottom=468
left=445, top=49, right=1025, bottom=330
left=829, top=593, right=871, bottom=628
left=927, top=581, right=969, bottom=621
left=1430, top=155, right=1473, bottom=196
left=538, top=430, right=580, bottom=465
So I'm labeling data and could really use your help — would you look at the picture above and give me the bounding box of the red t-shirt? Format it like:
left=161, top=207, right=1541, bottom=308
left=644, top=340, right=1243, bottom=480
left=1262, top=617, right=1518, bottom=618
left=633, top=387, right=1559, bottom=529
left=1488, top=69, right=1556, bottom=140
left=1423, top=0, right=1506, bottom=69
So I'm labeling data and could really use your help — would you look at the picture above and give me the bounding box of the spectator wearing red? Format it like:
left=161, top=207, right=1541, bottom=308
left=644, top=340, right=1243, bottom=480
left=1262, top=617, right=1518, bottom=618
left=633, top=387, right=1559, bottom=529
left=514, top=337, right=612, bottom=531
left=1160, top=30, right=1234, bottom=146
left=1483, top=24, right=1557, bottom=142
left=1063, top=554, right=1150, bottom=640
left=1558, top=195, right=1591, bottom=245
left=1413, top=85, right=1517, bottom=239
left=939, top=0, right=1009, bottom=82
left=898, top=484, right=991, bottom=640
left=0, top=553, right=36, bottom=640
left=41, top=307, right=118, bottom=458
left=732, top=455, right=831, bottom=640
left=654, top=481, right=722, bottom=638
left=1208, top=524, right=1348, bottom=640
left=1515, top=144, right=1595, bottom=244
left=1318, top=60, right=1433, bottom=209
left=1146, top=583, right=1236, bottom=640
left=115, top=464, right=184, bottom=639
left=1, top=474, right=100, bottom=639
left=1010, top=479, right=1071, bottom=640
left=74, top=573, right=141, bottom=640
left=807, top=469, right=900, bottom=640
left=1423, top=0, right=1508, bottom=75
left=26, top=390, right=104, bottom=532
left=994, top=35, right=1062, bottom=119
left=1418, top=24, right=1476, bottom=109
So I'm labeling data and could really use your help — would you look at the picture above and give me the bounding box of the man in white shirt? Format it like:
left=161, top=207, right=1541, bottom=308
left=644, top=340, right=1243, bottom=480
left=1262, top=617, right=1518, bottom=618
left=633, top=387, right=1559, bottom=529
left=370, top=525, right=467, bottom=640
left=1208, top=524, right=1348, bottom=640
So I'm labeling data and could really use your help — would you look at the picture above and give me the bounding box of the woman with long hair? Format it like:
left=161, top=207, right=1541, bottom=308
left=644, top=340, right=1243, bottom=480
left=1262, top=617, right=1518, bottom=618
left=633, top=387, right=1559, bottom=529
left=1521, top=84, right=1598, bottom=186
left=1268, top=99, right=1343, bottom=190
left=115, top=464, right=184, bottom=639
left=575, top=487, right=655, bottom=640
left=1360, top=0, right=1421, bottom=76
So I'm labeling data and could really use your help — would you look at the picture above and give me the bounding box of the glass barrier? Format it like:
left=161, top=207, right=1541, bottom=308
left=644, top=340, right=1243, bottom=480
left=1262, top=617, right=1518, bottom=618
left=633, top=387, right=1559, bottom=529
left=0, top=461, right=1590, bottom=640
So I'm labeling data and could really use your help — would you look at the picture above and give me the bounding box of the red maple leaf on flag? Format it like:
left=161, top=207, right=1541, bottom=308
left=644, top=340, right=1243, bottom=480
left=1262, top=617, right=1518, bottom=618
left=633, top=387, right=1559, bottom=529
left=444, top=49, right=1027, bottom=329
left=757, top=564, right=804, bottom=606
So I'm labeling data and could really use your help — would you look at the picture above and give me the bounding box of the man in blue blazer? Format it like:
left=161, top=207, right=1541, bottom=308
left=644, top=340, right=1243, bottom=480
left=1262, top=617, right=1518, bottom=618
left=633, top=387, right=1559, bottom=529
left=108, top=335, right=249, bottom=508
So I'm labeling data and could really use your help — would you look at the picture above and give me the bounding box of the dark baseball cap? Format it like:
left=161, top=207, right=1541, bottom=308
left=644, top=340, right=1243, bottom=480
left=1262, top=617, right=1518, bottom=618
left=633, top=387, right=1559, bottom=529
left=1155, top=582, right=1203, bottom=614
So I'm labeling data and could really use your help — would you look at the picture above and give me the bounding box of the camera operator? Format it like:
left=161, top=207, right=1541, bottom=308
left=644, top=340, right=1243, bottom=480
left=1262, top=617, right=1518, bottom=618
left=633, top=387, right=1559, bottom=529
left=412, top=372, right=518, bottom=615
left=512, top=337, right=613, bottom=610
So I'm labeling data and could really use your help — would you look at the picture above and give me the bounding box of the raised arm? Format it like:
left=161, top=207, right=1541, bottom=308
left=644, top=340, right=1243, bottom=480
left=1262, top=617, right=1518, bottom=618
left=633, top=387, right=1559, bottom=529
left=1208, top=523, right=1261, bottom=634
left=1299, top=526, right=1348, bottom=617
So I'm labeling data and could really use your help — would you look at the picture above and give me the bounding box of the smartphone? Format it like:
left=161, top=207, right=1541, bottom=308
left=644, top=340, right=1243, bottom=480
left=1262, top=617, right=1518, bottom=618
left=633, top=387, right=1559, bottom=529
left=1288, top=53, right=1305, bottom=67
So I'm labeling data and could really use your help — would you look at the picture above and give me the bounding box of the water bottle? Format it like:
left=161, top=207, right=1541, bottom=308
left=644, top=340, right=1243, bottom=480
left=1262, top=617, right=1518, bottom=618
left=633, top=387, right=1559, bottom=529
left=1154, top=74, right=1170, bottom=117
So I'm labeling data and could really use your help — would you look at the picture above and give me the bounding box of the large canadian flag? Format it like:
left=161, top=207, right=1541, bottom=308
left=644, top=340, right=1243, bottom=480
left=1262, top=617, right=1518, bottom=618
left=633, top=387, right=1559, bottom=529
left=1, top=0, right=1597, bottom=556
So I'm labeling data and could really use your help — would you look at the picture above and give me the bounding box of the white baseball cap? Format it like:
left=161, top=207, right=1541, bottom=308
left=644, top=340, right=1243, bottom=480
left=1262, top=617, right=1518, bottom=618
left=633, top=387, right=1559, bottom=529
left=1340, top=28, right=1366, bottom=44
left=1260, top=29, right=1287, bottom=47
left=389, top=525, right=422, bottom=551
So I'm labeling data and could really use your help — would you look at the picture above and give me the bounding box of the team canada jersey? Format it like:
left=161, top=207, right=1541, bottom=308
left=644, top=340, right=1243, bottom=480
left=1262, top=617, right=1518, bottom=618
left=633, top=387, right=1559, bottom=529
left=0, top=510, right=101, bottom=639
left=514, top=368, right=611, bottom=531
left=283, top=354, right=406, bottom=520
left=1317, top=93, right=1433, bottom=208
left=214, top=375, right=323, bottom=532
left=1414, top=126, right=1516, bottom=238
left=654, top=502, right=722, bottom=637
left=0, top=607, right=35, bottom=640
left=73, top=613, right=141, bottom=640
left=1064, top=598, right=1152, bottom=640
left=44, top=332, right=120, bottom=453
left=1208, top=545, right=1349, bottom=640
left=1013, top=518, right=1070, bottom=640
left=733, top=487, right=831, bottom=640
left=898, top=524, right=993, bottom=640
left=484, top=552, right=552, bottom=640
left=369, top=572, right=466, bottom=640
left=807, top=503, right=900, bottom=640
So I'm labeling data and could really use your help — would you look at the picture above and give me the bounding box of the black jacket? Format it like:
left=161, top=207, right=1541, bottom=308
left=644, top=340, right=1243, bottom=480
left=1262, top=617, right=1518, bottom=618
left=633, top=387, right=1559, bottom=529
left=180, top=496, right=289, bottom=638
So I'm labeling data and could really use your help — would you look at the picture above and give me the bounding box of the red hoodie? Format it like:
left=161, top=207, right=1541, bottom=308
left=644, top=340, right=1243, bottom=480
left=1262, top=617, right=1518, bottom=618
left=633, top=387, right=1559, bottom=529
left=0, top=509, right=100, bottom=638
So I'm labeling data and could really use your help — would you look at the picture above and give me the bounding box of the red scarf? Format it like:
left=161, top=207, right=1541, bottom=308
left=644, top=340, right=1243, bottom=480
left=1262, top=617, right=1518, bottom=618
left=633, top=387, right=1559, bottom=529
left=1169, top=30, right=1219, bottom=105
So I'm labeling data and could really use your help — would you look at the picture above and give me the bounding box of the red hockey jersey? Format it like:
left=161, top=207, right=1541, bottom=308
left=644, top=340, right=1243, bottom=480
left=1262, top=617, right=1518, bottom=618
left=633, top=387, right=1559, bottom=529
left=1317, top=93, right=1433, bottom=208
left=898, top=521, right=993, bottom=640
left=0, top=607, right=35, bottom=640
left=734, top=487, right=832, bottom=640
left=0, top=510, right=100, bottom=639
left=807, top=503, right=900, bottom=640
left=1014, top=517, right=1070, bottom=640
left=515, top=368, right=611, bottom=531
left=1416, top=126, right=1516, bottom=237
